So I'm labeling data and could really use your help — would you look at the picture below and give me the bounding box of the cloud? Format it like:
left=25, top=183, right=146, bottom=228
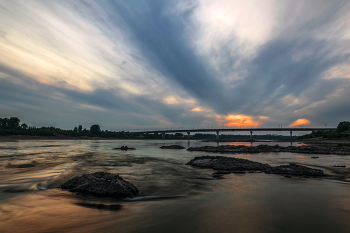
left=289, top=119, right=311, bottom=127
left=224, top=115, right=260, bottom=127
left=0, top=0, right=350, bottom=129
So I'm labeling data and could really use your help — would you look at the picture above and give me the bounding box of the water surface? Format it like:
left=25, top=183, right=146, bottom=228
left=1, top=140, right=350, bottom=233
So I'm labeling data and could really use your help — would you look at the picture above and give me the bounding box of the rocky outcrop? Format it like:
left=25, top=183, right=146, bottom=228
left=160, top=145, right=185, bottom=149
left=186, top=156, right=271, bottom=171
left=187, top=144, right=350, bottom=155
left=61, top=172, right=139, bottom=198
left=187, top=156, right=328, bottom=178
left=265, top=163, right=325, bottom=176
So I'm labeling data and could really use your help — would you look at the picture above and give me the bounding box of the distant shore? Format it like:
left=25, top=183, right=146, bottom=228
left=0, top=135, right=126, bottom=141
left=0, top=135, right=350, bottom=144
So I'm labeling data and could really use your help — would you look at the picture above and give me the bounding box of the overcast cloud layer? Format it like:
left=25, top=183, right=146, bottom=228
left=0, top=0, right=350, bottom=131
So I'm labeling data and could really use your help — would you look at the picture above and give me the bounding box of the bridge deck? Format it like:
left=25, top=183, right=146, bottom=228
left=129, top=128, right=336, bottom=134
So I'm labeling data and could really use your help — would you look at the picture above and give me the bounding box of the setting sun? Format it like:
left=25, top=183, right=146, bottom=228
left=224, top=115, right=260, bottom=127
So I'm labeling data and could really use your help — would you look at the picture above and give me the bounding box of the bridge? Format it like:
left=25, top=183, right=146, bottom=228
left=128, top=127, right=336, bottom=140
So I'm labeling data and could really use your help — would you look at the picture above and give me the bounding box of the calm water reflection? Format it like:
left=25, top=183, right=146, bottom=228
left=1, top=140, right=350, bottom=233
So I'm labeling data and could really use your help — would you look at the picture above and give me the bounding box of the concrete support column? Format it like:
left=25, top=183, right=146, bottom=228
left=140, top=134, right=143, bottom=139
left=250, top=131, right=253, bottom=140
left=216, top=131, right=219, bottom=140
left=187, top=132, right=190, bottom=140
left=162, top=133, right=165, bottom=140
left=290, top=131, right=292, bottom=139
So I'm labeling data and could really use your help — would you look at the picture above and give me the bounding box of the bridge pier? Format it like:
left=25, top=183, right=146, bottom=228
left=250, top=131, right=253, bottom=140
left=162, top=133, right=165, bottom=140
left=290, top=131, right=292, bottom=139
left=187, top=132, right=190, bottom=140
left=140, top=133, right=144, bottom=139
left=216, top=131, right=219, bottom=140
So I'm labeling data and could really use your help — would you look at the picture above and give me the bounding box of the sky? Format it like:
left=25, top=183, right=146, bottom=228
left=0, top=0, right=350, bottom=131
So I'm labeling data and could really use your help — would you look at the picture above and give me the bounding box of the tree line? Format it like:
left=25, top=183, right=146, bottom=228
left=298, top=121, right=350, bottom=139
left=0, top=117, right=127, bottom=138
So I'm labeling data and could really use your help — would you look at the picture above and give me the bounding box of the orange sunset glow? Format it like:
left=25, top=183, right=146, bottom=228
left=224, top=115, right=260, bottom=127
left=289, top=119, right=311, bottom=127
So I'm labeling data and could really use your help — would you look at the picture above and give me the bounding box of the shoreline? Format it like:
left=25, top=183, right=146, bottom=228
left=0, top=135, right=349, bottom=144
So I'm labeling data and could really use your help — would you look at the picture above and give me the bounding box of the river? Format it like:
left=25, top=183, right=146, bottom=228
left=1, top=139, right=350, bottom=233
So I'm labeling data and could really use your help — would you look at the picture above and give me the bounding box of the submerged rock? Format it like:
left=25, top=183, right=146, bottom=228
left=6, top=161, right=37, bottom=168
left=114, top=146, right=135, bottom=150
left=265, top=163, right=325, bottom=176
left=187, top=156, right=328, bottom=178
left=61, top=172, right=139, bottom=198
left=186, top=156, right=271, bottom=171
left=160, top=145, right=185, bottom=149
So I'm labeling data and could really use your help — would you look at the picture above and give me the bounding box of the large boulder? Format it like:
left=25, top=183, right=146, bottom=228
left=61, top=172, right=139, bottom=198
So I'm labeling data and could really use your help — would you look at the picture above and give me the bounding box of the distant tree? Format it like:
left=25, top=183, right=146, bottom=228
left=337, top=121, right=350, bottom=133
left=8, top=117, right=20, bottom=129
left=0, top=118, right=8, bottom=129
left=174, top=133, right=183, bottom=137
left=90, top=124, right=101, bottom=135
left=21, top=123, right=28, bottom=129
left=73, top=127, right=78, bottom=132
left=78, top=125, right=83, bottom=133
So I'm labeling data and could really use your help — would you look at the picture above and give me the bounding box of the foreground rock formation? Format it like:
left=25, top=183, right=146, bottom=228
left=61, top=172, right=139, bottom=198
left=187, top=156, right=328, bottom=178
left=187, top=144, right=350, bottom=155
left=160, top=145, right=185, bottom=149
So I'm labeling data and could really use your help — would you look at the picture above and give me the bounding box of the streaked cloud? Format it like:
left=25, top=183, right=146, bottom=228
left=0, top=0, right=349, bottom=129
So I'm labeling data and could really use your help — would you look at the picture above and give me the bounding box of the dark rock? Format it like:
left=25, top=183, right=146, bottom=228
left=211, top=173, right=223, bottom=178
left=266, top=163, right=325, bottom=176
left=186, top=156, right=271, bottom=171
left=284, top=175, right=292, bottom=178
left=233, top=171, right=246, bottom=174
left=61, top=172, right=139, bottom=198
left=187, top=156, right=328, bottom=178
left=214, top=170, right=231, bottom=174
left=6, top=162, right=36, bottom=168
left=311, top=156, right=319, bottom=159
left=160, top=145, right=185, bottom=149
left=114, top=146, right=135, bottom=150
left=76, top=203, right=122, bottom=211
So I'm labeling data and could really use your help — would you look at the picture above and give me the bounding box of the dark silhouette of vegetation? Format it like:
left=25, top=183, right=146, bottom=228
left=0, top=117, right=127, bottom=138
left=1, top=117, right=349, bottom=140
left=299, top=121, right=350, bottom=139
left=90, top=124, right=101, bottom=135
left=337, top=121, right=350, bottom=133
